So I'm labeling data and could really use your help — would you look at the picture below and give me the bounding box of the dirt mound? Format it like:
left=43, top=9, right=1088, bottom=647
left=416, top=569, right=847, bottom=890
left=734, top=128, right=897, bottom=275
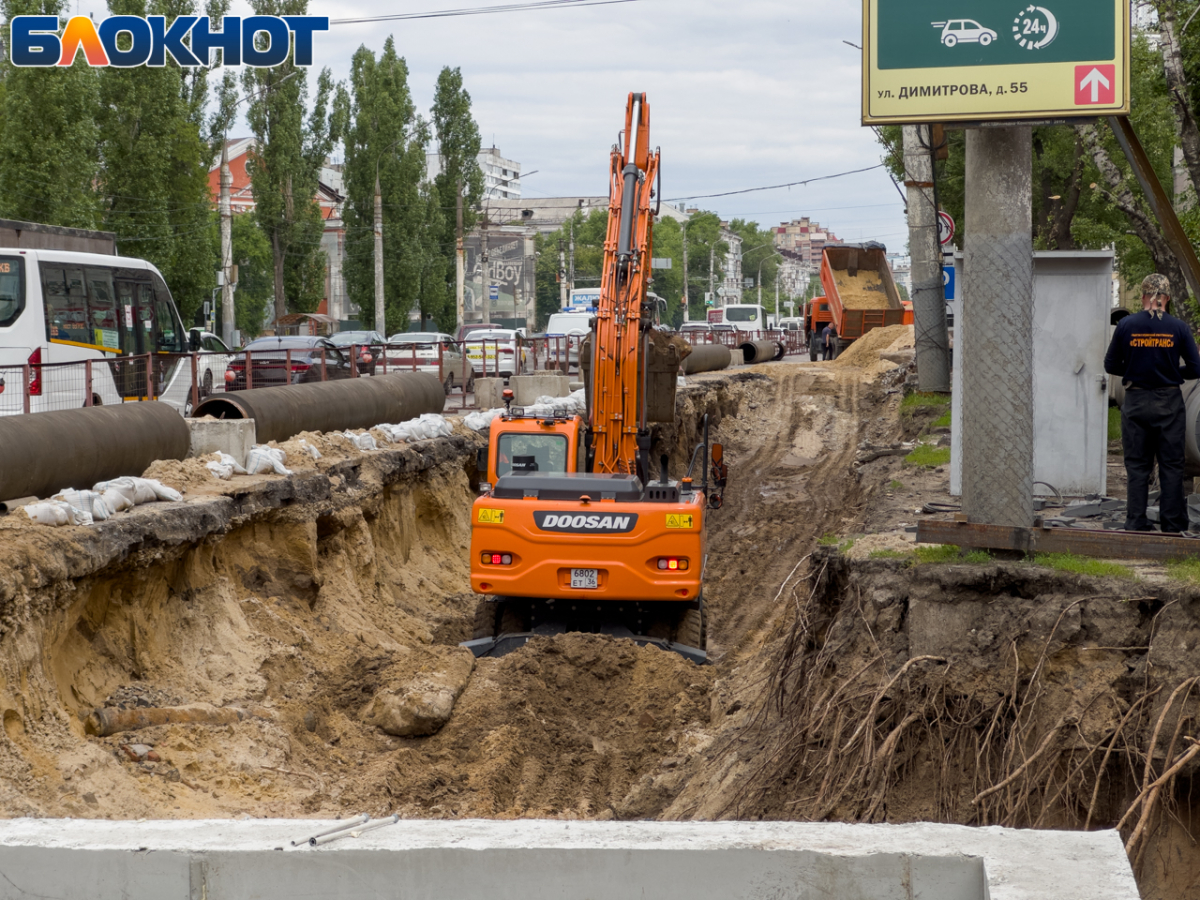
left=834, top=325, right=913, bottom=370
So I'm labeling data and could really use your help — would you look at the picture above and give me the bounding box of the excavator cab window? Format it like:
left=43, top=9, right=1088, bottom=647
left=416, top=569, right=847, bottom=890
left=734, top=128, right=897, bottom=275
left=496, top=433, right=568, bottom=478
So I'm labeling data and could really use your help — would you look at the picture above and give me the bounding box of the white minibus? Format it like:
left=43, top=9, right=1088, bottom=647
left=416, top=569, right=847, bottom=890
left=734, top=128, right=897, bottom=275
left=0, top=249, right=192, bottom=414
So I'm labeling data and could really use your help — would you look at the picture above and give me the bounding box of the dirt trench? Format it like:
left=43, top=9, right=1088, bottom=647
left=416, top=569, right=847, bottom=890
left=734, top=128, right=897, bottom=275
left=0, top=364, right=879, bottom=823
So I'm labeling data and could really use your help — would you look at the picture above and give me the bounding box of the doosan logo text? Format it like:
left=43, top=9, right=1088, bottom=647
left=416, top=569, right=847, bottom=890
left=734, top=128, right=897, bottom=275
left=10, top=15, right=328, bottom=68
left=534, top=512, right=638, bottom=534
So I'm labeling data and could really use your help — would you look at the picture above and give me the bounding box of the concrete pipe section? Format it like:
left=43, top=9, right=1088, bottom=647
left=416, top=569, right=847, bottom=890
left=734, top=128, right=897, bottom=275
left=193, top=372, right=445, bottom=445
left=681, top=343, right=732, bottom=375
left=0, top=402, right=190, bottom=501
left=739, top=339, right=785, bottom=364
left=0, top=819, right=1137, bottom=899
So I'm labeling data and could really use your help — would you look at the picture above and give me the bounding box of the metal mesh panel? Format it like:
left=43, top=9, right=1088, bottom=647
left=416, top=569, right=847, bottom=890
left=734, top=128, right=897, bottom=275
left=961, top=127, right=1034, bottom=528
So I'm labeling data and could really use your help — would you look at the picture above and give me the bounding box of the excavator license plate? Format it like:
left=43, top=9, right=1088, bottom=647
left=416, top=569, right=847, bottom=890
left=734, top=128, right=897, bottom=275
left=570, top=568, right=599, bottom=589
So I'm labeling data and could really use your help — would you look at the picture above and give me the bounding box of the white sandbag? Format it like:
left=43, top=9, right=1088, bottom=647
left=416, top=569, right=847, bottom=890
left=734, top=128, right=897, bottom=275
left=26, top=499, right=91, bottom=526
left=92, top=476, right=182, bottom=505
left=203, top=451, right=247, bottom=479
left=342, top=431, right=378, bottom=451
left=377, top=413, right=453, bottom=444
left=52, top=489, right=112, bottom=522
left=245, top=446, right=292, bottom=476
left=299, top=440, right=321, bottom=460
left=100, top=488, right=134, bottom=513
left=464, top=408, right=503, bottom=432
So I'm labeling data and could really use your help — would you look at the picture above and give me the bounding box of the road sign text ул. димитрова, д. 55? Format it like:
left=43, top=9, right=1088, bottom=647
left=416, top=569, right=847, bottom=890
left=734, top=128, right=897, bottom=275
left=863, top=0, right=1129, bottom=125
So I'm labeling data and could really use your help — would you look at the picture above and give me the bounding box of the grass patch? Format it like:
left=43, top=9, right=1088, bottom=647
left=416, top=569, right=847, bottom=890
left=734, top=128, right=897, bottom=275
left=900, top=392, right=951, bottom=416
left=869, top=549, right=912, bottom=560
left=818, top=533, right=856, bottom=552
left=888, top=480, right=904, bottom=490
left=1166, top=557, right=1200, bottom=584
left=904, top=443, right=951, bottom=468
left=1108, top=407, right=1122, bottom=443
left=913, top=545, right=991, bottom=565
left=1034, top=552, right=1134, bottom=579
left=932, top=410, right=952, bottom=429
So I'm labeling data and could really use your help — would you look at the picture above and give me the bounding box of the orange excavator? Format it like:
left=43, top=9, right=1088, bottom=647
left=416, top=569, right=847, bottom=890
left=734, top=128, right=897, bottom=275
left=463, top=93, right=726, bottom=663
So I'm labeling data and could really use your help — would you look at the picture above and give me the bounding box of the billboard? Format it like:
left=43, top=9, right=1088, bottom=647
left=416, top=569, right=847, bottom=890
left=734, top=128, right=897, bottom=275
left=862, top=0, right=1130, bottom=124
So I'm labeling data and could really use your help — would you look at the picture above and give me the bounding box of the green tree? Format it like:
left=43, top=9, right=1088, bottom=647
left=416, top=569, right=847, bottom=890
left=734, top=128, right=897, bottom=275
left=0, top=0, right=101, bottom=228
left=96, top=0, right=228, bottom=322
left=342, top=39, right=439, bottom=334
left=231, top=212, right=273, bottom=339
left=242, top=0, right=345, bottom=322
left=431, top=66, right=484, bottom=324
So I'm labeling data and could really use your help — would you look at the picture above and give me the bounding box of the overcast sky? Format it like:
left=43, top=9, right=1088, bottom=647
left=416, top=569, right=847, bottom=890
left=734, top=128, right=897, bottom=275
left=223, top=0, right=907, bottom=248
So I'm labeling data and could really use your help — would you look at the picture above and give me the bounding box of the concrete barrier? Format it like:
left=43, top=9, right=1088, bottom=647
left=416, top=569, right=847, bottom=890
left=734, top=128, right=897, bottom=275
left=0, top=819, right=1137, bottom=900
left=474, top=378, right=506, bottom=410
left=511, top=374, right=571, bottom=405
left=187, top=418, right=255, bottom=468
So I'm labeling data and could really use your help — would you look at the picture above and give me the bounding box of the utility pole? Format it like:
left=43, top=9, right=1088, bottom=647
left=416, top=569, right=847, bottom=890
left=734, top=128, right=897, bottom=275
left=374, top=174, right=385, bottom=335
left=558, top=237, right=568, bottom=308
left=455, top=182, right=465, bottom=328
left=961, top=126, right=1034, bottom=528
left=681, top=222, right=689, bottom=323
left=480, top=215, right=490, bottom=325
left=903, top=124, right=951, bottom=392
left=568, top=223, right=575, bottom=293
left=708, top=244, right=715, bottom=310
left=219, top=141, right=234, bottom=347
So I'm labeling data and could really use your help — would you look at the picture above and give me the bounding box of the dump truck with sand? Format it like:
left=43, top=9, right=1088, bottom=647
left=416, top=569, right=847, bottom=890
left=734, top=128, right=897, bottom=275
left=805, top=242, right=905, bottom=360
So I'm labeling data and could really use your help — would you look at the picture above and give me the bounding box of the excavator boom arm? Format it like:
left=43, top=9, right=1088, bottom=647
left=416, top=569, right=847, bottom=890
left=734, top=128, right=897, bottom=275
left=590, top=92, right=660, bottom=475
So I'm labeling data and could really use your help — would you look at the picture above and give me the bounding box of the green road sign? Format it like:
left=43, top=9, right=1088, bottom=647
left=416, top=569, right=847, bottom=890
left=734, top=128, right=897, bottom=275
left=863, top=0, right=1130, bottom=125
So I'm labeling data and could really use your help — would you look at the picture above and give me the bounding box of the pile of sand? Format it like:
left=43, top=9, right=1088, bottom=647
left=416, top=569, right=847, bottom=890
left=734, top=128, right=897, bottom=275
left=833, top=269, right=891, bottom=309
left=833, top=324, right=914, bottom=370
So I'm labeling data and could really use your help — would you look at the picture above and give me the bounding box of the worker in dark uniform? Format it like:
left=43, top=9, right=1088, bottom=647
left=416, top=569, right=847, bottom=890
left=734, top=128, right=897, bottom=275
left=1104, top=273, right=1200, bottom=532
left=821, top=323, right=837, bottom=361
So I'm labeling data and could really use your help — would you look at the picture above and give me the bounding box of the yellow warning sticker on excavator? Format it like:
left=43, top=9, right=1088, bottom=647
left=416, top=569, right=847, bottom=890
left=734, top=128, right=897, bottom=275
left=477, top=508, right=505, bottom=524
left=665, top=514, right=694, bottom=529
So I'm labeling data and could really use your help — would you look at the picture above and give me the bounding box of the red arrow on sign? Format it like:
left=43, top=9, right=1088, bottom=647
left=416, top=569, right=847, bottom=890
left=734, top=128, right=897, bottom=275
left=1075, top=65, right=1115, bottom=106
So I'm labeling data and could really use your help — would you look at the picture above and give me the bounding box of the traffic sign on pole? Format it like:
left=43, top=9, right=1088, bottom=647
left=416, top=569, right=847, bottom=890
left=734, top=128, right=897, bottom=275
left=862, top=0, right=1130, bottom=125
left=938, top=211, right=955, bottom=246
left=488, top=285, right=499, bottom=301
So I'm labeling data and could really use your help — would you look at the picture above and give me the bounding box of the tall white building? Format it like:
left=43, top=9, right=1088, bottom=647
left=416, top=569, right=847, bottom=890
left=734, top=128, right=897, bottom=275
left=426, top=147, right=522, bottom=200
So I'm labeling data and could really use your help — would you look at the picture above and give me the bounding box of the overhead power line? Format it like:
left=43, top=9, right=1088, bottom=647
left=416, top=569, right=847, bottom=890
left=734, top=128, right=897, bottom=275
left=329, top=0, right=641, bottom=26
left=666, top=164, right=887, bottom=203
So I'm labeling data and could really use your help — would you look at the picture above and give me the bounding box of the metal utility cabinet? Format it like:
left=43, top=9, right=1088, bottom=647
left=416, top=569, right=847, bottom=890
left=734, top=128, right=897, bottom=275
left=951, top=251, right=1114, bottom=498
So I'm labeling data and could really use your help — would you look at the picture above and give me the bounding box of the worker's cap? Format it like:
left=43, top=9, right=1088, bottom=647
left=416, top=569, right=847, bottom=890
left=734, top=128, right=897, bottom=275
left=1141, top=273, right=1171, bottom=297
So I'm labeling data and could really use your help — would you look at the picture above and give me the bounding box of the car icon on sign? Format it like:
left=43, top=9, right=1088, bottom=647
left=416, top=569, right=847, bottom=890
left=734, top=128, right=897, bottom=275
left=931, top=19, right=997, bottom=48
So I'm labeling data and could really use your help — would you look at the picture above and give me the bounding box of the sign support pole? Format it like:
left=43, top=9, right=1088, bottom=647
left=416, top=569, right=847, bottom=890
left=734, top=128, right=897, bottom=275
left=961, top=125, right=1035, bottom=528
left=903, top=123, right=951, bottom=392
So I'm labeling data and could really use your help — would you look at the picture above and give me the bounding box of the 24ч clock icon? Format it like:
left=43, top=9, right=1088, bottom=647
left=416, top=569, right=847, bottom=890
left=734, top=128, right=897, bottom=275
left=1014, top=5, right=1060, bottom=50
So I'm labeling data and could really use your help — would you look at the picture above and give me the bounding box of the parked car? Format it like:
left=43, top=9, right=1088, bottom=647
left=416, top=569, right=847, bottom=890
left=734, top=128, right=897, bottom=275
left=455, top=322, right=500, bottom=343
left=386, top=331, right=472, bottom=395
left=329, top=329, right=384, bottom=375
left=680, top=322, right=712, bottom=338
left=464, top=328, right=528, bottom=377
left=224, top=336, right=354, bottom=391
left=187, top=328, right=232, bottom=410
left=544, top=311, right=593, bottom=372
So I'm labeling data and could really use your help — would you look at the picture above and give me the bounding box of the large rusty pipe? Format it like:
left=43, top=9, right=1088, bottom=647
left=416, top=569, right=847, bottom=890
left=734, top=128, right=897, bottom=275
left=193, top=373, right=445, bottom=444
left=739, top=339, right=785, bottom=364
left=681, top=343, right=731, bottom=374
left=0, top=402, right=190, bottom=501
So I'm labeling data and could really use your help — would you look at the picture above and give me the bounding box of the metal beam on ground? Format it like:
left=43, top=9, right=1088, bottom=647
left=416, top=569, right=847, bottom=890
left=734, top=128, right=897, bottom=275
left=917, top=519, right=1200, bottom=561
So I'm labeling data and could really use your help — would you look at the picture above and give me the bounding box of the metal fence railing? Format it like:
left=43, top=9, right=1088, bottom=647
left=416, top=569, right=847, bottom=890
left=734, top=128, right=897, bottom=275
left=0, top=329, right=812, bottom=417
